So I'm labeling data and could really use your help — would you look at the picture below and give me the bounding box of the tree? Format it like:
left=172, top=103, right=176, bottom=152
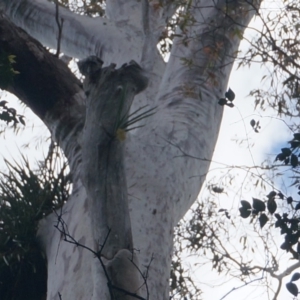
left=0, top=0, right=263, bottom=299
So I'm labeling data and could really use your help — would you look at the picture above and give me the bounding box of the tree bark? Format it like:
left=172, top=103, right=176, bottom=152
left=78, top=57, right=148, bottom=299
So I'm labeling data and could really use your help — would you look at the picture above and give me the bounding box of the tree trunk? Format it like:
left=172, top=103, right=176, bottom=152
left=0, top=0, right=262, bottom=299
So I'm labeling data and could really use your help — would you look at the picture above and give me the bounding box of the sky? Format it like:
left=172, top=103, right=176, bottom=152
left=193, top=60, right=294, bottom=300
left=185, top=6, right=299, bottom=298
left=0, top=92, right=50, bottom=169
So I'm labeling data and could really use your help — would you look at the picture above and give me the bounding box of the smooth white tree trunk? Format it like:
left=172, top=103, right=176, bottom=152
left=0, top=0, right=261, bottom=299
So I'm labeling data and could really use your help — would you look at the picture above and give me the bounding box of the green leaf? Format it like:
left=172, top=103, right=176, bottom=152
left=0, top=51, right=19, bottom=89
left=225, top=88, right=235, bottom=101
left=281, top=241, right=289, bottom=250
left=291, top=154, right=298, bottom=167
left=7, top=55, right=16, bottom=64
left=250, top=119, right=255, bottom=127
left=241, top=200, right=251, bottom=209
left=252, top=198, right=265, bottom=212
left=0, top=100, right=7, bottom=107
left=291, top=273, right=300, bottom=282
left=239, top=206, right=251, bottom=218
left=277, top=192, right=284, bottom=199
left=289, top=140, right=300, bottom=149
left=259, top=213, right=269, bottom=228
left=286, top=282, right=298, bottom=296
left=274, top=213, right=281, bottom=220
left=267, top=199, right=277, bottom=214
left=275, top=153, right=285, bottom=161
left=267, top=191, right=276, bottom=199
left=218, top=98, right=227, bottom=106
left=286, top=233, right=299, bottom=245
left=18, top=116, right=26, bottom=126
left=239, top=200, right=252, bottom=218
left=281, top=148, right=291, bottom=156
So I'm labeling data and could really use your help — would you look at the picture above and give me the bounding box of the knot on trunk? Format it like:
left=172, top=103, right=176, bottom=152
left=77, top=56, right=148, bottom=97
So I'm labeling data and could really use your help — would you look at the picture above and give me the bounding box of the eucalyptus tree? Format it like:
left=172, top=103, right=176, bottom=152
left=0, top=0, right=262, bottom=299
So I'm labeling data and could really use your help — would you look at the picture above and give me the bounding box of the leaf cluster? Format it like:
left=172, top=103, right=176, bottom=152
left=0, top=100, right=25, bottom=129
left=239, top=193, right=300, bottom=257
left=275, top=133, right=300, bottom=167
left=0, top=147, right=71, bottom=300
left=286, top=272, right=300, bottom=297
left=171, top=198, right=237, bottom=299
left=238, top=132, right=300, bottom=296
left=0, top=52, right=19, bottom=90
left=249, top=119, right=261, bottom=133
left=236, top=1, right=300, bottom=119
left=218, top=88, right=235, bottom=108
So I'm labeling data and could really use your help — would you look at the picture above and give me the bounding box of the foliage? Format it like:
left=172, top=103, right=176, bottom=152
left=0, top=52, right=19, bottom=89
left=0, top=51, right=25, bottom=130
left=0, top=145, right=71, bottom=300
left=171, top=198, right=234, bottom=299
left=286, top=272, right=300, bottom=296
left=237, top=132, right=300, bottom=297
left=0, top=100, right=25, bottom=129
left=237, top=0, right=300, bottom=121
left=218, top=88, right=236, bottom=108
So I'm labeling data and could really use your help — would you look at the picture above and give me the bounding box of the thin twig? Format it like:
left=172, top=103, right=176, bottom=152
left=53, top=212, right=148, bottom=300
left=55, top=0, right=64, bottom=57
left=219, top=273, right=265, bottom=300
left=129, top=250, right=153, bottom=300
left=107, top=283, right=147, bottom=300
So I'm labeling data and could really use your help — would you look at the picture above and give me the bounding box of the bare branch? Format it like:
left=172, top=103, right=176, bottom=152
left=54, top=0, right=64, bottom=57
left=220, top=273, right=265, bottom=300
left=54, top=209, right=149, bottom=300
left=2, top=0, right=142, bottom=61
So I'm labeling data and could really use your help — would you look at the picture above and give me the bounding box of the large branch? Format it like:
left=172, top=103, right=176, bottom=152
left=149, top=0, right=262, bottom=221
left=106, top=0, right=178, bottom=71
left=0, top=0, right=143, bottom=62
left=0, top=14, right=84, bottom=177
left=106, top=0, right=179, bottom=40
left=1, top=0, right=166, bottom=119
left=0, top=14, right=81, bottom=118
